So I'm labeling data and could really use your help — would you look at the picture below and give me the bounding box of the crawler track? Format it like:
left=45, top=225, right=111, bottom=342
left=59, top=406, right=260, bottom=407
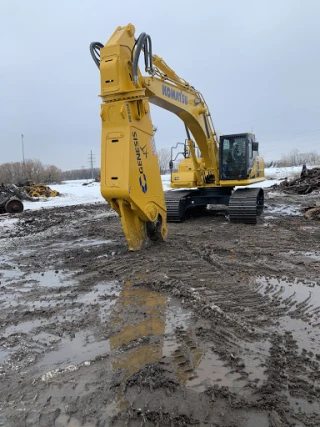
left=229, top=188, right=264, bottom=224
left=165, top=191, right=190, bottom=222
left=165, top=188, right=264, bottom=224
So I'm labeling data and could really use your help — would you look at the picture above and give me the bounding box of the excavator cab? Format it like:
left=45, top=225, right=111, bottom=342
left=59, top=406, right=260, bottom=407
left=219, top=133, right=259, bottom=181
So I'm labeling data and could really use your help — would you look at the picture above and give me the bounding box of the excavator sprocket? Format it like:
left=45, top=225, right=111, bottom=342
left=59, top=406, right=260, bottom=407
left=228, top=188, right=264, bottom=224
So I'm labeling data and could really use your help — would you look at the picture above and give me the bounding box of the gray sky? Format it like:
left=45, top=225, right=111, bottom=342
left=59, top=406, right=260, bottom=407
left=1, top=0, right=319, bottom=170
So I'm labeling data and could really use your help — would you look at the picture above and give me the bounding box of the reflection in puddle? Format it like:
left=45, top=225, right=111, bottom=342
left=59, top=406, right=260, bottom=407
left=110, top=281, right=169, bottom=377
left=107, top=281, right=210, bottom=409
left=108, top=281, right=265, bottom=400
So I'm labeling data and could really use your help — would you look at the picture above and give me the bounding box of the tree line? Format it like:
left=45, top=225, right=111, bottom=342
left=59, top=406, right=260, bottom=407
left=0, top=159, right=62, bottom=185
left=1, top=148, right=318, bottom=186
left=61, top=167, right=101, bottom=181
left=268, top=149, right=319, bottom=167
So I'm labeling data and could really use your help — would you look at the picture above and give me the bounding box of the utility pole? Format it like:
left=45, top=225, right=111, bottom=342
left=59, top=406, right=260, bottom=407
left=88, top=150, right=96, bottom=180
left=21, top=134, right=25, bottom=163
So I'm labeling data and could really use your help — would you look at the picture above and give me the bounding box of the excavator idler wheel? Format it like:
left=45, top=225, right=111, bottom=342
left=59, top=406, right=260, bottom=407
left=228, top=188, right=264, bottom=224
left=5, top=198, right=24, bottom=214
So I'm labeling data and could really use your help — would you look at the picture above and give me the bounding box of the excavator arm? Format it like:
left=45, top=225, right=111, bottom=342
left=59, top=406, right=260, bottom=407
left=90, top=24, right=221, bottom=250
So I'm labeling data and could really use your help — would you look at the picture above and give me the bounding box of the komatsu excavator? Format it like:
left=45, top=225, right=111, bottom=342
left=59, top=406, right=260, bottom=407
left=90, top=24, right=265, bottom=251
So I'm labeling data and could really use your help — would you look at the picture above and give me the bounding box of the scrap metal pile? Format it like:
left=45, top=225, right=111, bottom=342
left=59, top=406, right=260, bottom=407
left=17, top=180, right=60, bottom=198
left=276, top=166, right=320, bottom=194
left=0, top=196, right=24, bottom=214
left=0, top=181, right=60, bottom=215
left=0, top=185, right=25, bottom=214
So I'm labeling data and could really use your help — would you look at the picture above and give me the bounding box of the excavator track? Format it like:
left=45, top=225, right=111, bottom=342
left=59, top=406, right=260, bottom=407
left=165, top=191, right=190, bottom=222
left=228, top=188, right=264, bottom=224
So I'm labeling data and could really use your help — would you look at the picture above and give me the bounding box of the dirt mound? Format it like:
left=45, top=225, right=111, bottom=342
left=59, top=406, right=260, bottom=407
left=273, top=166, right=320, bottom=194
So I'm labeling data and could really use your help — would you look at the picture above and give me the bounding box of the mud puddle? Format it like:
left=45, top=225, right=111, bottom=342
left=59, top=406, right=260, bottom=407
left=109, top=281, right=193, bottom=381
left=187, top=339, right=270, bottom=393
left=0, top=266, right=24, bottom=282
left=256, top=276, right=320, bottom=354
left=289, top=395, right=320, bottom=414
left=1, top=201, right=320, bottom=427
left=288, top=250, right=320, bottom=261
left=0, top=348, right=9, bottom=364
left=38, top=330, right=110, bottom=372
left=1, top=258, right=76, bottom=289
left=3, top=318, right=45, bottom=337
left=23, top=270, right=75, bottom=288
left=245, top=412, right=269, bottom=427
left=50, top=238, right=114, bottom=250
left=75, top=281, right=120, bottom=305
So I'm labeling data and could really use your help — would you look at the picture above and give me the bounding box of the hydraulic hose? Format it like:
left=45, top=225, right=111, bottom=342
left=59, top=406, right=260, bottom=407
left=132, top=33, right=154, bottom=84
left=90, top=42, right=104, bottom=69
left=91, top=31, right=154, bottom=80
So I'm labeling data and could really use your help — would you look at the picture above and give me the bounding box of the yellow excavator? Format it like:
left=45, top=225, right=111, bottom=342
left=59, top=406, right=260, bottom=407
left=90, top=24, right=265, bottom=251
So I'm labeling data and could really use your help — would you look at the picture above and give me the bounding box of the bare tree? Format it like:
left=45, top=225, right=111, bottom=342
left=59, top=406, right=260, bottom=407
left=0, top=159, right=62, bottom=184
left=61, top=168, right=100, bottom=180
left=277, top=149, right=319, bottom=167
left=157, top=148, right=171, bottom=174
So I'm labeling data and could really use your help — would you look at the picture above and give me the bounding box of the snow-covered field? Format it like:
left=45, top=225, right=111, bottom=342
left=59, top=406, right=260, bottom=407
left=23, top=180, right=104, bottom=210
left=1, top=165, right=311, bottom=216
left=21, top=169, right=284, bottom=212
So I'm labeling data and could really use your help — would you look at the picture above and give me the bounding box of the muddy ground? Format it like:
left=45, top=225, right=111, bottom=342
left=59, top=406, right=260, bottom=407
left=0, top=189, right=320, bottom=427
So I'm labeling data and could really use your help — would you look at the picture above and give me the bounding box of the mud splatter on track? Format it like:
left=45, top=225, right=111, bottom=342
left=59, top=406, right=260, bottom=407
left=0, top=192, right=320, bottom=426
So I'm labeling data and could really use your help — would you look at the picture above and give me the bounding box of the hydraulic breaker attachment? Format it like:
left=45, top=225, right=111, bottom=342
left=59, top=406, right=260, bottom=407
left=95, top=24, right=167, bottom=250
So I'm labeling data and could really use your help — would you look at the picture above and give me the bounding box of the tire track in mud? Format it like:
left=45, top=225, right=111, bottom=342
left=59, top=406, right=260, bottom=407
left=1, top=202, right=320, bottom=426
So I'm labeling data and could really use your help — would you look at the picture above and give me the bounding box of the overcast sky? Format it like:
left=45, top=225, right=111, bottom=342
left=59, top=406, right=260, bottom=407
left=1, top=0, right=319, bottom=170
